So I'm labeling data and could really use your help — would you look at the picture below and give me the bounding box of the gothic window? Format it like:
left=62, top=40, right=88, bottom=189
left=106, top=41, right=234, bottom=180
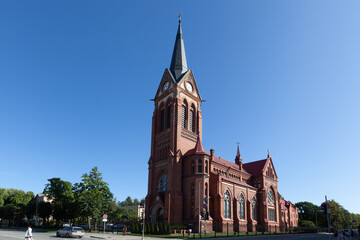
left=239, top=194, right=245, bottom=220
left=181, top=105, right=187, bottom=129
left=269, top=208, right=276, bottom=221
left=198, top=159, right=202, bottom=173
left=268, top=190, right=276, bottom=221
left=268, top=190, right=274, bottom=205
left=189, top=108, right=195, bottom=132
left=205, top=183, right=208, bottom=197
left=224, top=191, right=231, bottom=219
left=192, top=160, right=195, bottom=173
left=252, top=197, right=257, bottom=220
left=160, top=108, right=165, bottom=131
left=166, top=105, right=171, bottom=129
left=157, top=175, right=168, bottom=193
left=205, top=160, right=208, bottom=173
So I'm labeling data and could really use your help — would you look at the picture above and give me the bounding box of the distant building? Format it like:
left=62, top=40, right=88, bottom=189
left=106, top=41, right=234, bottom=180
left=31, top=193, right=52, bottom=225
left=145, top=18, right=298, bottom=233
left=32, top=193, right=51, bottom=216
left=123, top=205, right=145, bottom=219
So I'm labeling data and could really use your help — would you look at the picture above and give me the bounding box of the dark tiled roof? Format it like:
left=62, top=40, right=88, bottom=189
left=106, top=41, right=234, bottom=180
left=183, top=136, right=209, bottom=157
left=212, top=156, right=250, bottom=175
left=242, top=159, right=268, bottom=176
left=169, top=20, right=188, bottom=82
left=221, top=175, right=257, bottom=190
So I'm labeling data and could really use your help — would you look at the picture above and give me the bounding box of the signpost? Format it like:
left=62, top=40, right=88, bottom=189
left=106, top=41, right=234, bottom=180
left=103, top=214, right=108, bottom=234
left=325, top=196, right=330, bottom=240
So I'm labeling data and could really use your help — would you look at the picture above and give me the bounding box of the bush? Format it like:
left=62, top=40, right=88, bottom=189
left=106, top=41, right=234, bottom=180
left=166, top=224, right=172, bottom=235
left=300, top=220, right=316, bottom=228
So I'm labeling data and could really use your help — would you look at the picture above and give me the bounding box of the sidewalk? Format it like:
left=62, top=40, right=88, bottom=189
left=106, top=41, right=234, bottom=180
left=89, top=232, right=168, bottom=240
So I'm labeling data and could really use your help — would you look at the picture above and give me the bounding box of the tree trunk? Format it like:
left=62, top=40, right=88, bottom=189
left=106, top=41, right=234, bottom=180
left=87, top=216, right=91, bottom=232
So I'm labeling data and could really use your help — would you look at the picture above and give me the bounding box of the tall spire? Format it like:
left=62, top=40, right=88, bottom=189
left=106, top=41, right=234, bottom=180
left=170, top=15, right=188, bottom=82
left=235, top=144, right=242, bottom=166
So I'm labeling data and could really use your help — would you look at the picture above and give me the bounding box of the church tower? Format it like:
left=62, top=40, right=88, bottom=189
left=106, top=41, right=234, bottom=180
left=145, top=19, right=203, bottom=224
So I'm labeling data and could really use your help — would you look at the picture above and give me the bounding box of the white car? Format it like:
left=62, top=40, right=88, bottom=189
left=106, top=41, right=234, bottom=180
left=56, top=227, right=85, bottom=238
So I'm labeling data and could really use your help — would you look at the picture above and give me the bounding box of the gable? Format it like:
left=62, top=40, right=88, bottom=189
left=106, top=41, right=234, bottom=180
left=154, top=68, right=176, bottom=99
left=264, top=158, right=278, bottom=180
left=176, top=70, right=202, bottom=101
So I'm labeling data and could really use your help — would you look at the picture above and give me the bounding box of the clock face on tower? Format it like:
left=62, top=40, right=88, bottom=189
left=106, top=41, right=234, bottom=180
left=162, top=82, right=169, bottom=92
left=185, top=82, right=193, bottom=92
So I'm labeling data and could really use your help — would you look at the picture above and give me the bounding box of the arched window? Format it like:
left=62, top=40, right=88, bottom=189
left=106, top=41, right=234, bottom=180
left=181, top=105, right=187, bottom=129
left=189, top=108, right=195, bottom=132
left=268, top=190, right=276, bottom=221
left=239, top=194, right=245, bottom=220
left=166, top=104, right=171, bottom=129
left=191, top=160, right=195, bottom=173
left=157, top=175, right=168, bottom=193
left=198, top=159, right=202, bottom=173
left=205, top=160, right=208, bottom=173
left=160, top=108, right=165, bottom=131
left=224, top=191, right=231, bottom=218
left=252, top=197, right=257, bottom=220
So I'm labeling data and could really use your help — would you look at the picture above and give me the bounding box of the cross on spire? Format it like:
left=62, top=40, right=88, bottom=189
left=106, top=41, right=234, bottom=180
left=178, top=12, right=182, bottom=22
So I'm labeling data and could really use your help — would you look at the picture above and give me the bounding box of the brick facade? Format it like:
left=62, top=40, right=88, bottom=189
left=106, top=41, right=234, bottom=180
left=145, top=21, right=298, bottom=232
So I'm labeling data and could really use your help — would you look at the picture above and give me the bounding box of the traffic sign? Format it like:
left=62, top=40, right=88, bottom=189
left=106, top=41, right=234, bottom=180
left=103, top=214, right=108, bottom=219
left=203, top=204, right=207, bottom=209
left=102, top=219, right=108, bottom=222
left=203, top=197, right=208, bottom=203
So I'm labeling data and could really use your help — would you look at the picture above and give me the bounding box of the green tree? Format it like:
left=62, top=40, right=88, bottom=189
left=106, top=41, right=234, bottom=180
left=0, top=188, right=10, bottom=207
left=74, top=167, right=113, bottom=232
left=295, top=201, right=319, bottom=223
left=3, top=189, right=34, bottom=226
left=43, top=178, right=74, bottom=225
left=328, top=200, right=348, bottom=229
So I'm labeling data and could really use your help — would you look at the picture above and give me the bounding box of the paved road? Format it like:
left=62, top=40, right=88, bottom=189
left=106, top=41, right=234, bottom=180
left=0, top=229, right=359, bottom=240
left=0, top=229, right=159, bottom=240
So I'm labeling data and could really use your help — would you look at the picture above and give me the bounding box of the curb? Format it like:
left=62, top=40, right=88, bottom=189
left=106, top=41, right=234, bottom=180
left=90, top=236, right=106, bottom=239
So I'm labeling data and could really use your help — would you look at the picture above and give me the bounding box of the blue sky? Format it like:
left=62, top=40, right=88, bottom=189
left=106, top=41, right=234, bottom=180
left=0, top=1, right=359, bottom=214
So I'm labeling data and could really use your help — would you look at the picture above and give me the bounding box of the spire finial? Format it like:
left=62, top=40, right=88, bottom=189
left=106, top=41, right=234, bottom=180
left=267, top=148, right=270, bottom=157
left=236, top=142, right=240, bottom=156
left=178, top=12, right=182, bottom=22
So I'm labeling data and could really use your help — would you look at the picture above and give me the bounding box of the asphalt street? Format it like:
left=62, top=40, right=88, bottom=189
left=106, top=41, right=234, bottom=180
left=0, top=229, right=359, bottom=240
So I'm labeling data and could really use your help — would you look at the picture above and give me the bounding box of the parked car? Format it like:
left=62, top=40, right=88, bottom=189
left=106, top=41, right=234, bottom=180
left=56, top=226, right=85, bottom=238
left=113, top=224, right=127, bottom=232
left=342, top=229, right=351, bottom=237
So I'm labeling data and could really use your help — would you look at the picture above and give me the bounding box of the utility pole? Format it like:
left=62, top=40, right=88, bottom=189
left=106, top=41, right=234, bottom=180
left=198, top=178, right=201, bottom=238
left=325, top=196, right=330, bottom=240
left=142, top=203, right=145, bottom=240
left=198, top=174, right=210, bottom=238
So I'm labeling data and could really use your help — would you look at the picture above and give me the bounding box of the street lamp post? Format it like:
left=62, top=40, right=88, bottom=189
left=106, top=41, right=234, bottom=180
left=142, top=203, right=145, bottom=240
left=198, top=174, right=209, bottom=238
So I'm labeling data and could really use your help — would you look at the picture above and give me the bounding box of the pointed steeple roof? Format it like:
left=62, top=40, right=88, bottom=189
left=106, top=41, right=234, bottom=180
left=183, top=136, right=209, bottom=157
left=169, top=19, right=188, bottom=82
left=235, top=145, right=242, bottom=165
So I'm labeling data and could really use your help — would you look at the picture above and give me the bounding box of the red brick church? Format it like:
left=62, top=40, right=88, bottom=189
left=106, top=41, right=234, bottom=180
left=145, top=19, right=298, bottom=233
